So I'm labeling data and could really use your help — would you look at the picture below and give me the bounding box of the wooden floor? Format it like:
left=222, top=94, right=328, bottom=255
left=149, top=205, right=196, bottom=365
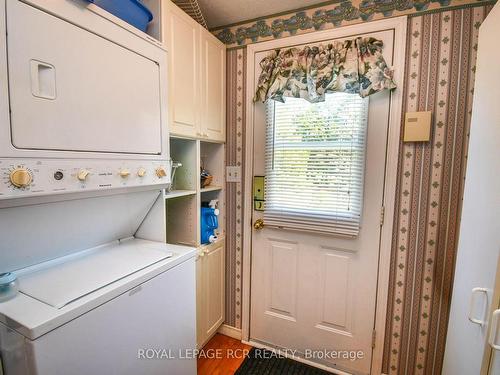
left=197, top=334, right=253, bottom=375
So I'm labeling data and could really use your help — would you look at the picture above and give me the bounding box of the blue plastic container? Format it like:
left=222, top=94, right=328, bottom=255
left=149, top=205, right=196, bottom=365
left=201, top=207, right=219, bottom=245
left=87, top=0, right=153, bottom=32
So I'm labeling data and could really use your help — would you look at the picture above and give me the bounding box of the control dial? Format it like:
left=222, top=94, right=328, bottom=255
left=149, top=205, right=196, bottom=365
left=9, top=168, right=33, bottom=188
left=137, top=168, right=147, bottom=178
left=119, top=169, right=131, bottom=178
left=155, top=167, right=167, bottom=178
left=77, top=169, right=90, bottom=182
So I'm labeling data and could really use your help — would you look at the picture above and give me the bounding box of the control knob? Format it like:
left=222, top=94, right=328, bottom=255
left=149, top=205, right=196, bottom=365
left=155, top=167, right=167, bottom=178
left=77, top=169, right=90, bottom=182
left=9, top=168, right=32, bottom=188
left=137, top=168, right=147, bottom=178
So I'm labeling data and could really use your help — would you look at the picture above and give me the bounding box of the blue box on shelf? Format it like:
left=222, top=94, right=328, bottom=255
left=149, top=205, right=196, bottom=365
left=86, top=0, right=153, bottom=32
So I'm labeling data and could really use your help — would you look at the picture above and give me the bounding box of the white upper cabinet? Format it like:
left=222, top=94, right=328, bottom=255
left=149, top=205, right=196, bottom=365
left=200, top=30, right=226, bottom=143
left=162, top=1, right=226, bottom=142
left=163, top=3, right=199, bottom=138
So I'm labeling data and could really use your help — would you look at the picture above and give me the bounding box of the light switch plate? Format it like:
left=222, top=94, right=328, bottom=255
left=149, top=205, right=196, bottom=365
left=404, top=111, right=432, bottom=142
left=226, top=166, right=241, bottom=182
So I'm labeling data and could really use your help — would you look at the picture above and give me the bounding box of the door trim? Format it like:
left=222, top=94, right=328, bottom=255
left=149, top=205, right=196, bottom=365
left=242, top=16, right=407, bottom=374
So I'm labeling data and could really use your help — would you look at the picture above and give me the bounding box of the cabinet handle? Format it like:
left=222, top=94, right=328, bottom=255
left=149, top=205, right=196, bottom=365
left=203, top=132, right=209, bottom=137
left=489, top=309, right=500, bottom=350
left=468, top=287, right=489, bottom=326
left=199, top=251, right=205, bottom=257
left=204, top=248, right=209, bottom=254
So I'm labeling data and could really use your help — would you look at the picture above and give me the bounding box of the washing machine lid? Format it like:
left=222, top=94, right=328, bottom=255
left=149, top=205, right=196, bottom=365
left=18, top=240, right=172, bottom=309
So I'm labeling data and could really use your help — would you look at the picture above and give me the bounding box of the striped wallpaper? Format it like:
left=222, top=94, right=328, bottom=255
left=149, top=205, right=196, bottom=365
left=225, top=48, right=246, bottom=328
left=223, top=3, right=493, bottom=374
left=383, top=5, right=493, bottom=374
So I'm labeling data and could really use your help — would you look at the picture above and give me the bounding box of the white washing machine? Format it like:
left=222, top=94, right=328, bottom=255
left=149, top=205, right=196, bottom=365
left=0, top=237, right=197, bottom=375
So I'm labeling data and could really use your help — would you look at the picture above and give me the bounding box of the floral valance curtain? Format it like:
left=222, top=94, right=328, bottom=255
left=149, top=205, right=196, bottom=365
left=254, top=37, right=396, bottom=103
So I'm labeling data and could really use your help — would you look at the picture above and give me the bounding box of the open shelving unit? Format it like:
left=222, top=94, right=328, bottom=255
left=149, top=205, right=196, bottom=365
left=199, top=140, right=225, bottom=244
left=164, top=137, right=225, bottom=248
left=159, top=0, right=227, bottom=350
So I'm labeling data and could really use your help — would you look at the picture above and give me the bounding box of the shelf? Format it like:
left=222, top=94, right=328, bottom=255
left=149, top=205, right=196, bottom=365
left=170, top=138, right=197, bottom=191
left=165, top=194, right=197, bottom=246
left=198, top=235, right=226, bottom=250
left=164, top=190, right=197, bottom=199
left=200, top=186, right=223, bottom=193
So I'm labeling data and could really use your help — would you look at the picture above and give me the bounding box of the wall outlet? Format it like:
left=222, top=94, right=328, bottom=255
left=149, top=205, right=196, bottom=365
left=226, top=166, right=241, bottom=183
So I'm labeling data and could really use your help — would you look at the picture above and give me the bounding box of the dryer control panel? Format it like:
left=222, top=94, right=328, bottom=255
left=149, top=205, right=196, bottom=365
left=0, top=159, right=171, bottom=199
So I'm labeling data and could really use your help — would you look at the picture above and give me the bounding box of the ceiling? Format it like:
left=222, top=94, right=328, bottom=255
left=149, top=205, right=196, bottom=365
left=197, top=0, right=330, bottom=29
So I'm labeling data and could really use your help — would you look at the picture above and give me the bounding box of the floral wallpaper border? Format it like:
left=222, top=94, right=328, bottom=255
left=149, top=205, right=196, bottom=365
left=212, top=0, right=494, bottom=48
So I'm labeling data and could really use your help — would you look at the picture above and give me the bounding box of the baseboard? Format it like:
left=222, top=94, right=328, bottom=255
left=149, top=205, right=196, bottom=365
left=218, top=324, right=242, bottom=340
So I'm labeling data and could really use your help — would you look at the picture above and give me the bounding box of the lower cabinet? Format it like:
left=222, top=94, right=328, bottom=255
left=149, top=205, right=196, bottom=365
left=196, top=239, right=225, bottom=348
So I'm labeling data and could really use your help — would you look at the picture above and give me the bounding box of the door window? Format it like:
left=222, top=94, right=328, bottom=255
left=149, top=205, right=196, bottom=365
left=264, top=93, right=369, bottom=236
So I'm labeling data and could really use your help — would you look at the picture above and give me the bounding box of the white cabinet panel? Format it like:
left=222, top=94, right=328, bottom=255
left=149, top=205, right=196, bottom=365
left=8, top=1, right=162, bottom=155
left=163, top=1, right=225, bottom=143
left=196, top=240, right=225, bottom=348
left=164, top=5, right=199, bottom=138
left=201, top=31, right=226, bottom=142
left=205, top=243, right=225, bottom=335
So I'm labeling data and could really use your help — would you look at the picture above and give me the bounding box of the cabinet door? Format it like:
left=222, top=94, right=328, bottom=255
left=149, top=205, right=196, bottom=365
left=204, top=242, right=225, bottom=338
left=195, top=243, right=225, bottom=348
left=163, top=3, right=199, bottom=138
left=195, top=252, right=206, bottom=348
left=200, top=29, right=226, bottom=142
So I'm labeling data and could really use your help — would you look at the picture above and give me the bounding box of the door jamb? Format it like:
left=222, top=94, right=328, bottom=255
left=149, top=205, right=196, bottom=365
left=242, top=16, right=407, bottom=374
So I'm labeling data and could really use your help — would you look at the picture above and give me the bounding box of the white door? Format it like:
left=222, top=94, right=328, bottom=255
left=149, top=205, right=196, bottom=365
left=442, top=2, right=500, bottom=374
left=250, top=30, right=394, bottom=375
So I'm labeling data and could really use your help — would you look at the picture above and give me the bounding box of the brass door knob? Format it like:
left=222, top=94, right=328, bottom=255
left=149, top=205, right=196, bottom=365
left=254, top=218, right=265, bottom=230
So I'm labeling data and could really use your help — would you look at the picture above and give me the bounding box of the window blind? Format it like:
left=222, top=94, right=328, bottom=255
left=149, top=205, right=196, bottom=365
left=264, top=93, right=369, bottom=237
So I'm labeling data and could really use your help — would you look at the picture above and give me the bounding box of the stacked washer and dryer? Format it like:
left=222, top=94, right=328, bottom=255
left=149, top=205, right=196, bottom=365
left=0, top=0, right=197, bottom=374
